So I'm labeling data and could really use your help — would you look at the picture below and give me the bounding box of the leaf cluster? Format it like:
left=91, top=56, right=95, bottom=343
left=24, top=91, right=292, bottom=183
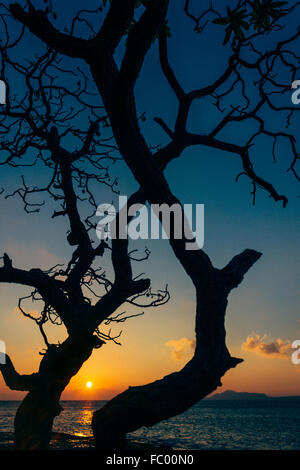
left=213, top=1, right=287, bottom=44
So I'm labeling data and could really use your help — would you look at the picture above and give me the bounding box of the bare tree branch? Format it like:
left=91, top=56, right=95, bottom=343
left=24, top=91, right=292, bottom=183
left=10, top=3, right=88, bottom=58
left=0, top=354, right=39, bottom=391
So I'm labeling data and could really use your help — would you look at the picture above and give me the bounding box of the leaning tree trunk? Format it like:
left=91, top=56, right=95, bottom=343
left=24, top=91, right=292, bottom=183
left=92, top=249, right=261, bottom=449
left=14, top=387, right=63, bottom=450
left=1, top=334, right=102, bottom=449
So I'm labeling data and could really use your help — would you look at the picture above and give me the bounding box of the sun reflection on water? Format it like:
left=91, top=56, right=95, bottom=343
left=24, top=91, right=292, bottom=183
left=53, top=401, right=102, bottom=437
left=73, top=408, right=93, bottom=437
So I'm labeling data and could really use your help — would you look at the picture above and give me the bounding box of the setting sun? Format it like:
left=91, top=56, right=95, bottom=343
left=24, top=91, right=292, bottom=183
left=86, top=381, right=93, bottom=389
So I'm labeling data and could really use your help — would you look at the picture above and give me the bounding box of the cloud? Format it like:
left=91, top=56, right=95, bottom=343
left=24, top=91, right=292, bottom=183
left=242, top=334, right=291, bottom=358
left=166, top=337, right=196, bottom=360
left=3, top=243, right=62, bottom=270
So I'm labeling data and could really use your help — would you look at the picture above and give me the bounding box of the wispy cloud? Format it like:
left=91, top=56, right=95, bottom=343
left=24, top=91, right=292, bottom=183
left=3, top=243, right=62, bottom=270
left=166, top=337, right=195, bottom=360
left=242, top=334, right=291, bottom=358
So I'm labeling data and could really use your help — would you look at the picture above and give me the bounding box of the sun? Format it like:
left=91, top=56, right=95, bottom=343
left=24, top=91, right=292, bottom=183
left=86, top=381, right=93, bottom=389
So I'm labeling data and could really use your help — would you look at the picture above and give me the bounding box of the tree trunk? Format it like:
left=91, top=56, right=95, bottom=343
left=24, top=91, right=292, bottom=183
left=14, top=389, right=63, bottom=450
left=12, top=334, right=101, bottom=449
left=92, top=292, right=236, bottom=449
left=92, top=249, right=261, bottom=449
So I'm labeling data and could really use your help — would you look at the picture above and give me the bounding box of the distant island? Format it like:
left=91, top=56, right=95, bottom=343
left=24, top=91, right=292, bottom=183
left=207, top=390, right=300, bottom=401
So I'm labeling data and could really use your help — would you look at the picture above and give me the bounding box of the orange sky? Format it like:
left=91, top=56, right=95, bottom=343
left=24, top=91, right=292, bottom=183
left=1, top=288, right=299, bottom=400
left=0, top=215, right=299, bottom=401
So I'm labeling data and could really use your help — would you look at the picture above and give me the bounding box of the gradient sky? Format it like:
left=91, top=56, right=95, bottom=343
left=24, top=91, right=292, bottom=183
left=0, top=0, right=299, bottom=400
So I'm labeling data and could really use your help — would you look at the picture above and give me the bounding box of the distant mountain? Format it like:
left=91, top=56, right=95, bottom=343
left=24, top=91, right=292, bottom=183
left=207, top=390, right=300, bottom=401
left=207, top=390, right=270, bottom=400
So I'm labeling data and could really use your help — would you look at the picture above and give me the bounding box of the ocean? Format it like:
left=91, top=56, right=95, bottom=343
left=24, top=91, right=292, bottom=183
left=0, top=400, right=299, bottom=450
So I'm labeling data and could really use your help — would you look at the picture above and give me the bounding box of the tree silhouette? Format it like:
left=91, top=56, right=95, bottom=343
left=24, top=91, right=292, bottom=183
left=0, top=0, right=299, bottom=450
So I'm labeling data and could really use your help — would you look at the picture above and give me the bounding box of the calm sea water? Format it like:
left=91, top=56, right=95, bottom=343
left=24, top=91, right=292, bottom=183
left=0, top=400, right=299, bottom=450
